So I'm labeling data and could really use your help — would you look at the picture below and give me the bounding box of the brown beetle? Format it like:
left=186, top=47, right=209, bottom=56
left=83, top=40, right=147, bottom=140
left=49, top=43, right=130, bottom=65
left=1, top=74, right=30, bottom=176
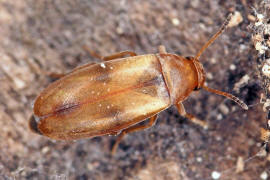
left=29, top=14, right=248, bottom=154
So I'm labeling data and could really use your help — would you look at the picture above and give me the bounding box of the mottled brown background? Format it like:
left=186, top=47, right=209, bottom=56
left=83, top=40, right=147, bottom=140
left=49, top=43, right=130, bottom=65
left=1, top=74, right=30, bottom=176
left=0, top=0, right=268, bottom=180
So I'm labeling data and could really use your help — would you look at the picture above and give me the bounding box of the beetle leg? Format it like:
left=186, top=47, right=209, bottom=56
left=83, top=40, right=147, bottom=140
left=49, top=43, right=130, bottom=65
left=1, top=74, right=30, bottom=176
left=47, top=72, right=66, bottom=79
left=176, top=103, right=208, bottom=129
left=102, top=51, right=137, bottom=61
left=83, top=45, right=137, bottom=61
left=109, top=131, right=119, bottom=136
left=111, top=114, right=158, bottom=155
left=158, top=45, right=167, bottom=54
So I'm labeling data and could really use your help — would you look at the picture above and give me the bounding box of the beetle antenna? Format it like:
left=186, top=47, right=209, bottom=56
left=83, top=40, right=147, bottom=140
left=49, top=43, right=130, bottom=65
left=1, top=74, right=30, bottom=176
left=195, top=13, right=232, bottom=60
left=202, top=85, right=248, bottom=110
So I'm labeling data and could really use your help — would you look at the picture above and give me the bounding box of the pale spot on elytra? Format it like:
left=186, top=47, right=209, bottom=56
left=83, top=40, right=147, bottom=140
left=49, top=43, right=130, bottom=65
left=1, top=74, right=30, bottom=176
left=100, top=63, right=106, bottom=68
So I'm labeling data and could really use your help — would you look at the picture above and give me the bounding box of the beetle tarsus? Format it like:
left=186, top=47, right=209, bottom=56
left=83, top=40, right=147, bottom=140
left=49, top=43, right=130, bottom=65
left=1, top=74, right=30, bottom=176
left=83, top=45, right=137, bottom=61
left=47, top=72, right=66, bottom=79
left=176, top=103, right=208, bottom=129
left=83, top=45, right=104, bottom=60
left=103, top=51, right=137, bottom=61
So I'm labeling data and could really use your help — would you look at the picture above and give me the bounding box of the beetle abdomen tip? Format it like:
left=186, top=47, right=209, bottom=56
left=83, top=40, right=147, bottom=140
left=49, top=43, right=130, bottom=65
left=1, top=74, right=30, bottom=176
left=29, top=114, right=42, bottom=135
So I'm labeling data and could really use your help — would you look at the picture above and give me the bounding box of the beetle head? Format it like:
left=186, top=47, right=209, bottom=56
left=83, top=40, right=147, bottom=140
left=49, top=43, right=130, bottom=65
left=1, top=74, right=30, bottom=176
left=190, top=58, right=206, bottom=90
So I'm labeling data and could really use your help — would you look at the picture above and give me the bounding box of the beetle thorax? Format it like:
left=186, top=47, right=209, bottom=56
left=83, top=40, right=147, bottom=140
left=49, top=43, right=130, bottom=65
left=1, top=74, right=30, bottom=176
left=157, top=54, right=199, bottom=104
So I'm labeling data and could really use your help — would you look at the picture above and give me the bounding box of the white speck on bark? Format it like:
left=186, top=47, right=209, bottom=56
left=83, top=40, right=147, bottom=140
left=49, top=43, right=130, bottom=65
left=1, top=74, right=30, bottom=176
left=211, top=171, right=221, bottom=179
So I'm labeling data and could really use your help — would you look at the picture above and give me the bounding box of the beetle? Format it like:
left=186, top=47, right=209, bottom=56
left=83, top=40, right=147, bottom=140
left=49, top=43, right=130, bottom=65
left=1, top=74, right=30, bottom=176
left=29, top=14, right=248, bottom=154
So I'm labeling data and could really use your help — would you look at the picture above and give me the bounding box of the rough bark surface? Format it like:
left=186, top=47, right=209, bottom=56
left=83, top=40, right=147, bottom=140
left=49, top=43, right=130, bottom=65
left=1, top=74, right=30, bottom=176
left=0, top=0, right=269, bottom=179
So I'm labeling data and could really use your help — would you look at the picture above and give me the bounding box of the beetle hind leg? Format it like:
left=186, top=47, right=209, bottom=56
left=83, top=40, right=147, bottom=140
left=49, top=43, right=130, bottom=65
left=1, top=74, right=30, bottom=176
left=111, top=114, right=158, bottom=155
left=47, top=72, right=66, bottom=79
left=176, top=103, right=208, bottom=129
left=83, top=45, right=137, bottom=61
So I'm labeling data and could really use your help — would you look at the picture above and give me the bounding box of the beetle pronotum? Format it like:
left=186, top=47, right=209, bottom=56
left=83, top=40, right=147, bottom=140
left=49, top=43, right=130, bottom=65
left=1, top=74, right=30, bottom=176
left=29, top=14, right=248, bottom=154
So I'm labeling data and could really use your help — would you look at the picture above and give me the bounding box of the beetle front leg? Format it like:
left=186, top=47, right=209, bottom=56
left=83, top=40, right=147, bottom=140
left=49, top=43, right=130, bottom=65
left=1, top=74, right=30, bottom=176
left=83, top=45, right=137, bottom=61
left=111, top=114, right=158, bottom=155
left=176, top=103, right=208, bottom=129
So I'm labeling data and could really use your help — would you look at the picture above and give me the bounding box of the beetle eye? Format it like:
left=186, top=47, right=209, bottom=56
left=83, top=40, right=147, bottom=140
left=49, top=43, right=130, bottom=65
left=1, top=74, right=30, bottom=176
left=185, top=56, right=193, bottom=60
